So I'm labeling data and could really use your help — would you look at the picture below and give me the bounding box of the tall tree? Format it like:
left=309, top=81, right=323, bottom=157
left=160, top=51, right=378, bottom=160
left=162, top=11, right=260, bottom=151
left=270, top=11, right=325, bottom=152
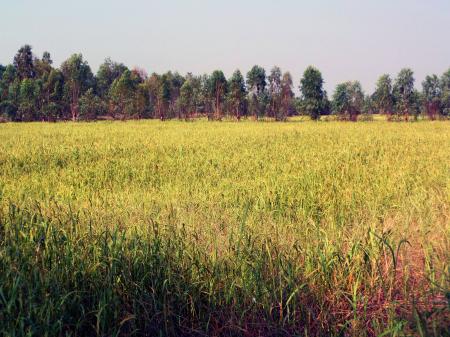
left=208, top=70, right=227, bottom=119
left=393, top=68, right=415, bottom=121
left=18, top=78, right=39, bottom=121
left=158, top=74, right=172, bottom=120
left=247, top=66, right=267, bottom=119
left=79, top=88, right=106, bottom=120
left=227, top=70, right=247, bottom=120
left=109, top=69, right=138, bottom=118
left=332, top=81, right=364, bottom=121
left=372, top=74, right=394, bottom=117
left=96, top=58, right=128, bottom=98
left=440, top=68, right=450, bottom=117
left=61, top=54, right=94, bottom=121
left=0, top=65, right=19, bottom=120
left=41, top=69, right=65, bottom=121
left=268, top=66, right=282, bottom=118
left=422, top=74, right=442, bottom=120
left=168, top=72, right=185, bottom=118
left=179, top=79, right=194, bottom=120
left=280, top=72, right=294, bottom=120
left=247, top=66, right=266, bottom=94
left=13, top=45, right=35, bottom=80
left=0, top=64, right=5, bottom=79
left=299, top=66, right=325, bottom=120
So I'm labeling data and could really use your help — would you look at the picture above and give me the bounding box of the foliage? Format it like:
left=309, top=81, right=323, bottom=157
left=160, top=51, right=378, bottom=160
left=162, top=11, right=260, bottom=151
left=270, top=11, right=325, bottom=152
left=393, top=68, right=415, bottom=121
left=373, top=74, right=394, bottom=116
left=332, top=81, right=364, bottom=121
left=299, top=66, right=326, bottom=120
left=0, top=45, right=449, bottom=122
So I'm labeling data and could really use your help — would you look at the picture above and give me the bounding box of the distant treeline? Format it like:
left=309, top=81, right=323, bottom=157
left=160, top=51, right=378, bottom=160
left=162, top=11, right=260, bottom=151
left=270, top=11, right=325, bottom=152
left=0, top=45, right=449, bottom=122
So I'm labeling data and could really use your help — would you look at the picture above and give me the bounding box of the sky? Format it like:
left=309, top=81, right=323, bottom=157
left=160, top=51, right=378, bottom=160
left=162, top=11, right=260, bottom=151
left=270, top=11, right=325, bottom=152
left=1, top=0, right=449, bottom=93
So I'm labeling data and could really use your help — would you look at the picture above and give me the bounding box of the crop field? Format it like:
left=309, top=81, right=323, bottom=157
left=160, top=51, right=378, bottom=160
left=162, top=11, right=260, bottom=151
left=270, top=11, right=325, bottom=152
left=0, top=120, right=449, bottom=336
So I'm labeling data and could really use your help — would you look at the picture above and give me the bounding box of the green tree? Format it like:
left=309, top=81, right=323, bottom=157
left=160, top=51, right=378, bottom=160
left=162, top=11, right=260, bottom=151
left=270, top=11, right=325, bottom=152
left=79, top=88, right=107, bottom=120
left=372, top=74, right=393, bottom=117
left=247, top=65, right=266, bottom=94
left=169, top=72, right=185, bottom=118
left=179, top=79, right=195, bottom=119
left=109, top=70, right=138, bottom=119
left=0, top=64, right=6, bottom=79
left=0, top=66, right=20, bottom=120
left=146, top=73, right=174, bottom=119
left=246, top=66, right=267, bottom=119
left=96, top=58, right=128, bottom=98
left=13, top=45, right=35, bottom=80
left=41, top=69, right=65, bottom=121
left=439, top=68, right=450, bottom=117
left=362, top=95, right=375, bottom=115
left=18, top=78, right=39, bottom=121
left=268, top=66, right=282, bottom=118
left=0, top=65, right=17, bottom=101
left=208, top=70, right=227, bottom=119
left=280, top=72, right=294, bottom=120
left=393, top=68, right=415, bottom=121
left=300, top=66, right=326, bottom=120
left=332, top=81, right=364, bottom=121
left=227, top=70, right=247, bottom=120
left=61, top=54, right=95, bottom=121
left=422, top=74, right=442, bottom=120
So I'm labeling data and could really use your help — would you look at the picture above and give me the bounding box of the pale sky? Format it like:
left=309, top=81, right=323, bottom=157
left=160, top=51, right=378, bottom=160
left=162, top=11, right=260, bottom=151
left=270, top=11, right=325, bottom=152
left=1, top=0, right=449, bottom=93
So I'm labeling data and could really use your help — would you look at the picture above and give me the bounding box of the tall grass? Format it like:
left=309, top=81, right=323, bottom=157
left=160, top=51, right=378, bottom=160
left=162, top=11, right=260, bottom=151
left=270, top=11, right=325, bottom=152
left=0, top=120, right=449, bottom=336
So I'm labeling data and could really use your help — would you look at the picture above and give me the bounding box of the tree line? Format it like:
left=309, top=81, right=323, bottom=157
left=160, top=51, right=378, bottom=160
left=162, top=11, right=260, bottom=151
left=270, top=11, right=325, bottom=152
left=0, top=45, right=449, bottom=122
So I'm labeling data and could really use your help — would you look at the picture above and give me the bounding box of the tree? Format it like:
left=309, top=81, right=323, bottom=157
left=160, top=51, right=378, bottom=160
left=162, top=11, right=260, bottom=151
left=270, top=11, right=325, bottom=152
left=299, top=66, right=325, bottom=120
left=79, top=88, right=106, bottom=120
left=268, top=66, right=282, bottom=118
left=0, top=64, right=6, bottom=80
left=14, top=45, right=35, bottom=80
left=41, top=69, right=65, bottom=121
left=158, top=74, right=172, bottom=120
left=18, top=78, right=39, bottom=121
left=332, top=81, right=364, bottom=121
left=0, top=65, right=17, bottom=101
left=186, top=73, right=203, bottom=117
left=247, top=65, right=266, bottom=94
left=362, top=95, right=375, bottom=115
left=422, top=75, right=442, bottom=120
left=96, top=58, right=128, bottom=98
left=34, top=52, right=53, bottom=78
left=208, top=70, right=227, bottom=119
left=440, top=68, right=450, bottom=117
left=179, top=79, right=195, bottom=119
left=61, top=54, right=94, bottom=121
left=280, top=72, right=294, bottom=120
left=393, top=68, right=415, bottom=121
left=246, top=66, right=267, bottom=119
left=0, top=66, right=19, bottom=120
left=167, top=72, right=185, bottom=119
left=227, top=70, right=247, bottom=120
left=42, top=51, right=52, bottom=65
left=372, top=74, right=393, bottom=117
left=134, top=83, right=150, bottom=119
left=109, top=70, right=138, bottom=119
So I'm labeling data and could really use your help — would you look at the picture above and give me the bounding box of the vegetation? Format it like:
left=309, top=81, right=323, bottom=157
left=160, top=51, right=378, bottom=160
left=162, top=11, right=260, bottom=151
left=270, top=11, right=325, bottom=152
left=1, top=45, right=449, bottom=122
left=0, top=120, right=448, bottom=336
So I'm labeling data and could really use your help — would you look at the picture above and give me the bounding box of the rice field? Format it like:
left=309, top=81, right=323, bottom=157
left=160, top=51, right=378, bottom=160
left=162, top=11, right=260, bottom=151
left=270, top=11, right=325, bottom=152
left=0, top=120, right=449, bottom=336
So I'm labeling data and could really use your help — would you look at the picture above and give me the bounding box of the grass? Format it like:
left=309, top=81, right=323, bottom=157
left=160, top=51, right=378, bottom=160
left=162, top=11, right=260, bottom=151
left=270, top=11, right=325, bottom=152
left=0, top=119, right=449, bottom=336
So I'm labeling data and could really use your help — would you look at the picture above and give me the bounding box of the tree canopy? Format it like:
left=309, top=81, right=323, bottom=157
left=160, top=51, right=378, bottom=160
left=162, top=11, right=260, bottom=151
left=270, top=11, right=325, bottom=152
left=1, top=44, right=448, bottom=122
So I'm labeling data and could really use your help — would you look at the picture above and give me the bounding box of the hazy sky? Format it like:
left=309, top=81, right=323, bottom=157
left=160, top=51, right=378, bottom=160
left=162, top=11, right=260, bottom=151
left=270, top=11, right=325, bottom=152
left=1, top=0, right=449, bottom=93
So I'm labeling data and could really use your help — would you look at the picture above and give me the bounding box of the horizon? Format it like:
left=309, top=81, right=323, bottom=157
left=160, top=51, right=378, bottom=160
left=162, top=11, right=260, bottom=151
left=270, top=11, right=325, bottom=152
left=1, top=0, right=450, bottom=94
